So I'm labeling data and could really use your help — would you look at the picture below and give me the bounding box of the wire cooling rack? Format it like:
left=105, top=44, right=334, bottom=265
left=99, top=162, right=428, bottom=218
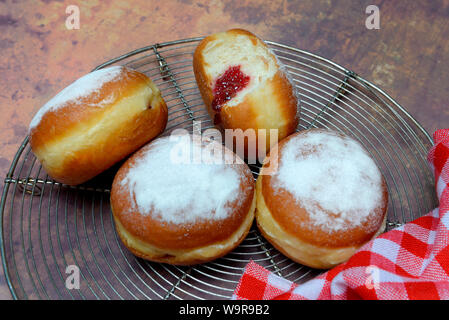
left=0, top=37, right=438, bottom=300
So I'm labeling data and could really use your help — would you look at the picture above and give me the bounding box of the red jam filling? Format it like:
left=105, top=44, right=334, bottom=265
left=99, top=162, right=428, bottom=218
left=211, top=66, right=250, bottom=117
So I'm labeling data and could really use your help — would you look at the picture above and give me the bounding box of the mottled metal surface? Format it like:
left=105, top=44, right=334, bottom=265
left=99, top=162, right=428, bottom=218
left=0, top=0, right=448, bottom=299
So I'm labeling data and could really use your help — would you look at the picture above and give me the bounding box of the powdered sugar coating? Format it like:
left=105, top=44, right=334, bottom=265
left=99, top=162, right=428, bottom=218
left=29, top=66, right=124, bottom=131
left=120, top=135, right=244, bottom=225
left=274, top=130, right=384, bottom=232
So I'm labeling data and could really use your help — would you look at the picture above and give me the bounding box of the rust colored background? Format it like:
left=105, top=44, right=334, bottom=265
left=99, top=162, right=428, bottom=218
left=0, top=0, right=448, bottom=299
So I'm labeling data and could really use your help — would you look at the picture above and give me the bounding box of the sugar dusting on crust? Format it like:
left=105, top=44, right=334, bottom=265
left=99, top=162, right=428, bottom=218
left=202, top=33, right=278, bottom=108
left=273, top=130, right=384, bottom=232
left=120, top=135, right=244, bottom=225
left=29, top=66, right=125, bottom=131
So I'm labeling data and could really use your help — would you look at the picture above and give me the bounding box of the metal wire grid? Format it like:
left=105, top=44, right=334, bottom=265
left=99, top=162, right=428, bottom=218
left=0, top=37, right=438, bottom=300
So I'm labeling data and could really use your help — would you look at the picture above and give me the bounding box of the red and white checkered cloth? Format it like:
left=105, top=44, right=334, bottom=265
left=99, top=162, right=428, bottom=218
left=233, top=129, right=449, bottom=300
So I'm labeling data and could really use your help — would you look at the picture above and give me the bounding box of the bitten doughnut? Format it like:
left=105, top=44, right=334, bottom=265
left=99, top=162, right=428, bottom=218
left=193, top=29, right=299, bottom=160
left=256, top=129, right=388, bottom=269
left=110, top=134, right=256, bottom=265
left=29, top=66, right=168, bottom=185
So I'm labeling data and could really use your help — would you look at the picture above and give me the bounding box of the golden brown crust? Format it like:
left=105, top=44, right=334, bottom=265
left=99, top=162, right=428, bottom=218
left=255, top=129, right=388, bottom=268
left=30, top=68, right=151, bottom=148
left=255, top=173, right=387, bottom=269
left=110, top=136, right=256, bottom=264
left=112, top=194, right=256, bottom=265
left=193, top=29, right=299, bottom=157
left=29, top=67, right=168, bottom=185
left=258, top=130, right=388, bottom=249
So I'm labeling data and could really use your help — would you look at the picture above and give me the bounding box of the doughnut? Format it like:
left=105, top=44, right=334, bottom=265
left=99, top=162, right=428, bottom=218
left=29, top=66, right=168, bottom=185
left=256, top=129, right=388, bottom=269
left=110, top=134, right=256, bottom=265
left=193, top=29, right=299, bottom=161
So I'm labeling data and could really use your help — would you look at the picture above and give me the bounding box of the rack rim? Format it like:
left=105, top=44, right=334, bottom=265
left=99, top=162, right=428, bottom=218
left=0, top=36, right=434, bottom=300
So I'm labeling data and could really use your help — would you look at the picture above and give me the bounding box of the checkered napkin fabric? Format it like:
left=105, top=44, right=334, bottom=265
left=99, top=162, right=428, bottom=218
left=233, top=129, right=449, bottom=300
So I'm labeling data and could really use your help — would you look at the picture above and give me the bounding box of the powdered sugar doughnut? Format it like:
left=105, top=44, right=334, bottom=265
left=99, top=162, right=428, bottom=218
left=29, top=66, right=167, bottom=185
left=110, top=134, right=256, bottom=265
left=193, top=29, right=299, bottom=160
left=256, top=129, right=388, bottom=269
